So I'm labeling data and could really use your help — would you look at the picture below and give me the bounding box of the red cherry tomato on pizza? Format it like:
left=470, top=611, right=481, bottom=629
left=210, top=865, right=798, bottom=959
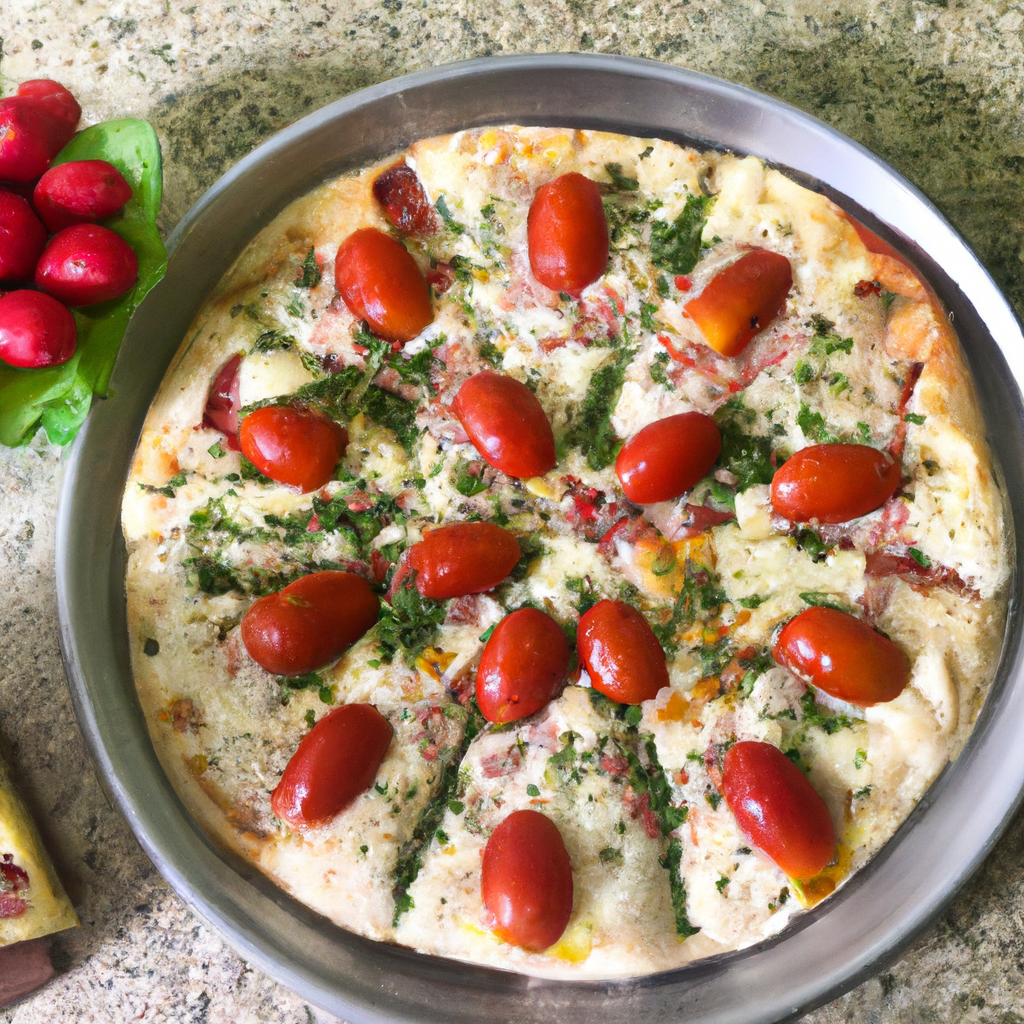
left=406, top=522, right=520, bottom=600
left=722, top=741, right=836, bottom=879
left=771, top=443, right=901, bottom=524
left=335, top=227, right=433, bottom=343
left=476, top=608, right=571, bottom=724
left=35, top=224, right=139, bottom=306
left=481, top=810, right=574, bottom=951
left=33, top=159, right=134, bottom=232
left=0, top=190, right=47, bottom=282
left=0, top=290, right=76, bottom=368
left=527, top=172, right=609, bottom=298
left=774, top=606, right=911, bottom=706
left=239, top=404, right=348, bottom=493
left=683, top=249, right=792, bottom=356
left=452, top=371, right=557, bottom=479
left=271, top=703, right=393, bottom=829
left=578, top=600, right=669, bottom=705
left=615, top=412, right=722, bottom=504
left=372, top=162, right=437, bottom=235
left=241, top=570, right=380, bottom=677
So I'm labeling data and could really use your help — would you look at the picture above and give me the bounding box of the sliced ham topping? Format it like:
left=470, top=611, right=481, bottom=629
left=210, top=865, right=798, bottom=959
left=201, top=353, right=243, bottom=449
left=865, top=550, right=976, bottom=597
left=888, top=360, right=925, bottom=460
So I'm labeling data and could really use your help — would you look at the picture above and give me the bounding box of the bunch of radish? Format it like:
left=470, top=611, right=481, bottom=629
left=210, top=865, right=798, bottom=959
left=0, top=80, right=139, bottom=369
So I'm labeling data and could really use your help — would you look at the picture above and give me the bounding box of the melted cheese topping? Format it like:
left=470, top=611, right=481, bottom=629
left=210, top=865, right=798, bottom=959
left=123, top=127, right=1008, bottom=979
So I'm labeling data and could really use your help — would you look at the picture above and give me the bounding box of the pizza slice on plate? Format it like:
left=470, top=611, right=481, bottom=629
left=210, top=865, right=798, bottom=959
left=0, top=753, right=78, bottom=1006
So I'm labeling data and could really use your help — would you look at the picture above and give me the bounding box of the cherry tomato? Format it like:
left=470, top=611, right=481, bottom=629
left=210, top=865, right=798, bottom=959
left=33, top=159, right=133, bottom=232
left=481, top=809, right=574, bottom=951
left=0, top=82, right=80, bottom=183
left=773, top=606, right=911, bottom=706
left=578, top=599, right=669, bottom=705
left=241, top=571, right=380, bottom=677
left=238, top=404, right=348, bottom=493
left=35, top=224, right=139, bottom=306
left=372, top=162, right=437, bottom=234
left=452, top=371, right=557, bottom=479
left=722, top=740, right=836, bottom=879
left=0, top=290, right=76, bottom=368
left=615, top=412, right=722, bottom=504
left=477, top=608, right=571, bottom=724
left=771, top=443, right=901, bottom=524
left=202, top=353, right=243, bottom=449
left=527, top=172, right=609, bottom=298
left=271, top=703, right=393, bottom=829
left=406, top=522, right=520, bottom=600
left=335, top=228, right=433, bottom=343
left=0, top=190, right=47, bottom=282
left=683, top=249, right=792, bottom=356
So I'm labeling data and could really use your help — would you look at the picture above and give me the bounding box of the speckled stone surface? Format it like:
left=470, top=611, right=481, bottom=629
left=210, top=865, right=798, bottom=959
left=0, top=2, right=1022, bottom=1021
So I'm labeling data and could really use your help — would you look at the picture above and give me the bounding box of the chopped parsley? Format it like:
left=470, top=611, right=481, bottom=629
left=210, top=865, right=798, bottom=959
left=566, top=347, right=634, bottom=470
left=649, top=193, right=716, bottom=275
left=435, top=194, right=465, bottom=234
left=376, top=575, right=447, bottom=667
left=295, top=247, right=322, bottom=288
left=662, top=838, right=700, bottom=937
left=604, top=162, right=639, bottom=191
left=909, top=547, right=932, bottom=568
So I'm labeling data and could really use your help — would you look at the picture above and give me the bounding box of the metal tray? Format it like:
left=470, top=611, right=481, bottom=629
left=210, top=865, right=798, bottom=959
left=55, top=53, right=1024, bottom=1024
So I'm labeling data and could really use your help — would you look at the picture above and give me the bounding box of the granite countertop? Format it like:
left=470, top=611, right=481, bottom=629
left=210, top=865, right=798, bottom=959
left=1, top=1, right=1023, bottom=1020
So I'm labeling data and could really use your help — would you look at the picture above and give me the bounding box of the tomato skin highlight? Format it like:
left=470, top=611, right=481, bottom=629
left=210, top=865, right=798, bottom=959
left=578, top=599, right=669, bottom=705
left=527, top=173, right=609, bottom=298
left=722, top=741, right=836, bottom=879
left=33, top=159, right=134, bottom=232
left=241, top=571, right=380, bottom=677
left=476, top=608, right=571, bottom=723
left=774, top=606, right=911, bottom=706
left=335, top=228, right=433, bottom=343
left=35, top=224, right=139, bottom=306
left=271, top=703, right=393, bottom=829
left=683, top=249, right=793, bottom=356
left=771, top=443, right=901, bottom=524
left=239, top=404, right=348, bottom=493
left=481, top=810, right=574, bottom=951
left=372, top=162, right=437, bottom=235
left=0, top=190, right=47, bottom=282
left=0, top=290, right=76, bottom=368
left=407, top=522, right=521, bottom=600
left=453, top=371, right=557, bottom=479
left=615, top=412, right=722, bottom=504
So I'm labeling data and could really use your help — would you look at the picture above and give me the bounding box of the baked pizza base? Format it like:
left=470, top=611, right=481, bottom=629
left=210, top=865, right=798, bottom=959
left=122, top=127, right=1008, bottom=978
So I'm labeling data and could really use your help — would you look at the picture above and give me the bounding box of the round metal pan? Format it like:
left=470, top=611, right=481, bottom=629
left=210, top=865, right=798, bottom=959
left=56, top=53, right=1024, bottom=1024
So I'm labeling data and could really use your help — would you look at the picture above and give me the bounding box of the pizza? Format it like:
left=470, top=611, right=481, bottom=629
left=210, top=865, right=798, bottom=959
left=0, top=753, right=78, bottom=948
left=121, top=126, right=1009, bottom=978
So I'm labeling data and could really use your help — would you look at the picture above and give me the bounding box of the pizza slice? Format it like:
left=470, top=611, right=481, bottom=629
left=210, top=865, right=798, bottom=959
left=0, top=752, right=77, bottom=956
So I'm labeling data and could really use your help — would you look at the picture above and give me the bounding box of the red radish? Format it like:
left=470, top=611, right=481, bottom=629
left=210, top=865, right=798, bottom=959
left=15, top=81, right=81, bottom=128
left=35, top=224, right=139, bottom=306
left=0, top=81, right=81, bottom=183
left=0, top=290, right=76, bottom=368
left=0, top=191, right=47, bottom=281
left=33, top=160, right=133, bottom=232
